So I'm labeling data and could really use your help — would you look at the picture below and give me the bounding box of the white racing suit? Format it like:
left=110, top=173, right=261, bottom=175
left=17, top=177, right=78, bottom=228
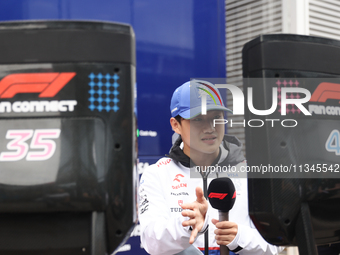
left=139, top=135, right=283, bottom=255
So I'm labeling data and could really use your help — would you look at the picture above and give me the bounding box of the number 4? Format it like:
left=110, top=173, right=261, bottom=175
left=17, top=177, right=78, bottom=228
left=325, top=130, right=340, bottom=156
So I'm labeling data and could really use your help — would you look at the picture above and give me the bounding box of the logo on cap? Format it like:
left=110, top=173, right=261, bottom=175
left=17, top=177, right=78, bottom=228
left=197, top=82, right=223, bottom=106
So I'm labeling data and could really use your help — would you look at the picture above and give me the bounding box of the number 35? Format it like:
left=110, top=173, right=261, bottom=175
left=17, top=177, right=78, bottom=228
left=0, top=129, right=61, bottom=162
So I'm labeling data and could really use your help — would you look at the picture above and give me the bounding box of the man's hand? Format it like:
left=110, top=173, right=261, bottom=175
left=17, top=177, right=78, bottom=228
left=211, top=219, right=238, bottom=245
left=181, top=187, right=209, bottom=244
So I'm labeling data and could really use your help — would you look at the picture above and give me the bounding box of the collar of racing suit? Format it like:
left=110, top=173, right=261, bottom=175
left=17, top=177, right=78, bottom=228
left=167, top=134, right=245, bottom=168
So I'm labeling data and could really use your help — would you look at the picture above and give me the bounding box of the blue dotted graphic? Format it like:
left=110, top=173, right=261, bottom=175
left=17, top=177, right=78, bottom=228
left=88, top=73, right=120, bottom=112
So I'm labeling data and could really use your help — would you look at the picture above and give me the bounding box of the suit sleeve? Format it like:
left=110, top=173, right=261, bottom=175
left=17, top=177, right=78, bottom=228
left=227, top=223, right=284, bottom=254
left=138, top=165, right=208, bottom=255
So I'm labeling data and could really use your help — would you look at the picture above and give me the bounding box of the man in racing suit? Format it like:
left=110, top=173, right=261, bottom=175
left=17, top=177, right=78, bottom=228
left=139, top=80, right=283, bottom=255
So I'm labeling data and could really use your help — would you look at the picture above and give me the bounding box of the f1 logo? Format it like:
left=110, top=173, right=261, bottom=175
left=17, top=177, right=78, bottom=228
left=208, top=192, right=228, bottom=200
left=310, top=82, right=340, bottom=103
left=0, top=72, right=76, bottom=98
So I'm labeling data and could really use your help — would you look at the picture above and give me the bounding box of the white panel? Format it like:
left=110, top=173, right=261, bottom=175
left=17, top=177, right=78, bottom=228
left=322, top=0, right=340, bottom=6
left=310, top=4, right=340, bottom=19
left=310, top=17, right=340, bottom=31
left=282, top=0, right=309, bottom=34
left=309, top=0, right=340, bottom=40
left=310, top=0, right=340, bottom=13
left=225, top=0, right=282, bottom=155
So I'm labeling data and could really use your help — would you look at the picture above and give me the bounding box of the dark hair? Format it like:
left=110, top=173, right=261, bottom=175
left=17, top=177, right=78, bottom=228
left=174, top=115, right=183, bottom=124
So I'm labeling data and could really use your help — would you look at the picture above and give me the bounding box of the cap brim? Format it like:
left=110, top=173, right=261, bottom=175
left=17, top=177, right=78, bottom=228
left=179, top=105, right=233, bottom=119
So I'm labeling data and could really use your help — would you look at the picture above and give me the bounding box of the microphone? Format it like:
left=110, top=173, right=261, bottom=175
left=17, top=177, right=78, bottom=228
left=207, top=177, right=236, bottom=255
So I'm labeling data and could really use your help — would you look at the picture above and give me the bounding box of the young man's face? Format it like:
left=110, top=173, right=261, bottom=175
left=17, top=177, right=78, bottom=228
left=175, top=110, right=225, bottom=159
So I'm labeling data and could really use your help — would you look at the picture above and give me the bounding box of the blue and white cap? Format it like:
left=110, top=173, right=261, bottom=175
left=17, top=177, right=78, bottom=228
left=170, top=80, right=232, bottom=119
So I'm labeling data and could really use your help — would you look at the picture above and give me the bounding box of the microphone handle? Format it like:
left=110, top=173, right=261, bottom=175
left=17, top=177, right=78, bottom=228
left=218, top=211, right=229, bottom=221
left=218, top=211, right=229, bottom=255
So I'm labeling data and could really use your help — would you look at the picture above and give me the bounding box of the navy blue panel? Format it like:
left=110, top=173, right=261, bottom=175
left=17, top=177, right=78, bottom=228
left=22, top=0, right=60, bottom=19
left=66, top=0, right=132, bottom=22
left=0, top=0, right=24, bottom=20
left=135, top=0, right=226, bottom=156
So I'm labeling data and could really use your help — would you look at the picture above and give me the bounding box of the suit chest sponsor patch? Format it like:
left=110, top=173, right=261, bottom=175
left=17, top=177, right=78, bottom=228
left=172, top=173, right=187, bottom=189
left=171, top=192, right=189, bottom=196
